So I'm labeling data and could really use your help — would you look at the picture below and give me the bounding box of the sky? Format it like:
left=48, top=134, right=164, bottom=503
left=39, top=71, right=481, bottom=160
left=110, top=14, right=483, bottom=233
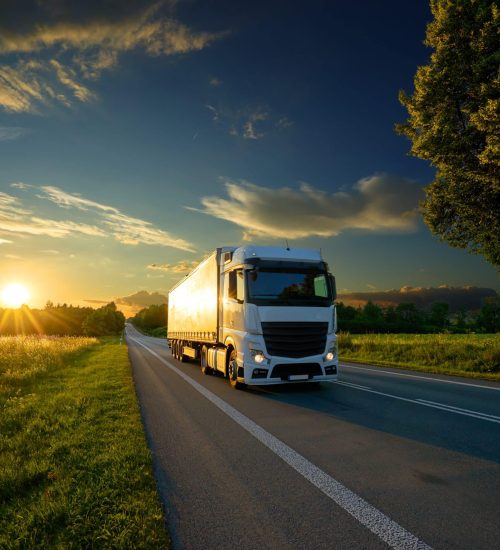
left=0, top=0, right=498, bottom=311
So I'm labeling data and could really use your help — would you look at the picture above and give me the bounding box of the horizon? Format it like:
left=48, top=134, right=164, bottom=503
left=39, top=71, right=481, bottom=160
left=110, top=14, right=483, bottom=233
left=1, top=283, right=497, bottom=320
left=1, top=1, right=498, bottom=308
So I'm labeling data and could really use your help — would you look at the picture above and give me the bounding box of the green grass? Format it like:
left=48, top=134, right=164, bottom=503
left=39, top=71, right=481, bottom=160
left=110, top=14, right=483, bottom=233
left=338, top=332, right=500, bottom=380
left=132, top=326, right=167, bottom=338
left=0, top=335, right=169, bottom=549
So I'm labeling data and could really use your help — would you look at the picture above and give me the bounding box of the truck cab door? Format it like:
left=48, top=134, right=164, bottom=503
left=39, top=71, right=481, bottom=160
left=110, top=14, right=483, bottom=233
left=223, top=269, right=245, bottom=332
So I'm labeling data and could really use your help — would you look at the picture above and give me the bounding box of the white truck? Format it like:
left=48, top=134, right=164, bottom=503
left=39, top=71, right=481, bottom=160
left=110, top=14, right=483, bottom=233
left=167, top=245, right=338, bottom=388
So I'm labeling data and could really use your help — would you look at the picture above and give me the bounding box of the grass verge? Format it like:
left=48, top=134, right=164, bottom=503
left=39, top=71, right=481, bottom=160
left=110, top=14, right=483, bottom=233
left=338, top=332, right=500, bottom=381
left=0, top=336, right=169, bottom=549
left=131, top=325, right=167, bottom=338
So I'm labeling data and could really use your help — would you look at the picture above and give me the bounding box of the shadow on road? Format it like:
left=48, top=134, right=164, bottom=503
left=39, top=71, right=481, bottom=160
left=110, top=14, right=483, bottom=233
left=245, top=381, right=500, bottom=463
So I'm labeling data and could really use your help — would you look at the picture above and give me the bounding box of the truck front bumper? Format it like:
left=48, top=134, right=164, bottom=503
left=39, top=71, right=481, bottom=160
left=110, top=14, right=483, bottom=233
left=242, top=358, right=338, bottom=385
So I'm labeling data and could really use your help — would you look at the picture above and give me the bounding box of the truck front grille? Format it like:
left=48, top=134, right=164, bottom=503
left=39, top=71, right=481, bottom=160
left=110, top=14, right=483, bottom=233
left=271, top=363, right=322, bottom=380
left=261, top=322, right=328, bottom=358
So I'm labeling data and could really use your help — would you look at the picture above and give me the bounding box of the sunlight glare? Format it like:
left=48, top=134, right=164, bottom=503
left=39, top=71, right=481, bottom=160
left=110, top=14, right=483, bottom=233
left=1, top=283, right=30, bottom=308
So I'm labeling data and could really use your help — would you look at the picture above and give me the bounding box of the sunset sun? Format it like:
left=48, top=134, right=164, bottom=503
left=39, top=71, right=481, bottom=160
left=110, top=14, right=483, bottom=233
left=1, top=283, right=30, bottom=308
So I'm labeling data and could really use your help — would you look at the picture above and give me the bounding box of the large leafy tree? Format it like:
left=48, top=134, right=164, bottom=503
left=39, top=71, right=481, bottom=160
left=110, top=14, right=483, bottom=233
left=397, top=0, right=499, bottom=266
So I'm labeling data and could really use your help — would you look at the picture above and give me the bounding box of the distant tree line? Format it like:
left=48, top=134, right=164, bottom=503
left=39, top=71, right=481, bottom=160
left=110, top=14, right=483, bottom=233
left=130, top=297, right=499, bottom=336
left=131, top=304, right=167, bottom=336
left=337, top=297, right=499, bottom=333
left=0, top=302, right=125, bottom=336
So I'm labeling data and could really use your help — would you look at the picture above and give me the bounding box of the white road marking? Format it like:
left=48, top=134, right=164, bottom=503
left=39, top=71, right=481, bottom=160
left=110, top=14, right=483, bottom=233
left=335, top=380, right=372, bottom=390
left=331, top=381, right=500, bottom=424
left=340, top=363, right=500, bottom=391
left=416, top=399, right=500, bottom=421
left=128, top=333, right=431, bottom=550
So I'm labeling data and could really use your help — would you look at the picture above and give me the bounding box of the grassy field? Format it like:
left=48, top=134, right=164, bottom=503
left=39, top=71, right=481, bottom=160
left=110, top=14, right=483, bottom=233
left=0, top=335, right=169, bottom=549
left=338, top=333, right=500, bottom=380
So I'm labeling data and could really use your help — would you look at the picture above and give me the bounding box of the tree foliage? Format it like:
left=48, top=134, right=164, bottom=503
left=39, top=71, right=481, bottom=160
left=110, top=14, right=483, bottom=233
left=336, top=298, right=499, bottom=333
left=0, top=302, right=124, bottom=336
left=397, top=0, right=500, bottom=266
left=82, top=302, right=125, bottom=336
left=132, top=304, right=168, bottom=333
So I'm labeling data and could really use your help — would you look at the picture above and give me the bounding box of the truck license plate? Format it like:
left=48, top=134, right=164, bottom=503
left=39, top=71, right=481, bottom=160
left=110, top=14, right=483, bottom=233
left=289, top=374, right=309, bottom=381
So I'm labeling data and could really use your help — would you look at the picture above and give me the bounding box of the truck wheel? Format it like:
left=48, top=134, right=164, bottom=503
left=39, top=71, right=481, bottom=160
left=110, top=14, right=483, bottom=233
left=200, top=345, right=212, bottom=375
left=228, top=349, right=245, bottom=389
left=179, top=341, right=187, bottom=363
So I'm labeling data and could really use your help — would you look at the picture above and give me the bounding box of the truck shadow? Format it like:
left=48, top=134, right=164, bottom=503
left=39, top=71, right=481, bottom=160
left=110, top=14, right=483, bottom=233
left=246, top=382, right=500, bottom=463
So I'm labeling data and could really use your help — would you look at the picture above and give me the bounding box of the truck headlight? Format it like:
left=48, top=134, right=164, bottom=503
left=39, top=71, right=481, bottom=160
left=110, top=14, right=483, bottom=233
left=249, top=344, right=267, bottom=364
left=324, top=343, right=337, bottom=362
left=251, top=349, right=266, bottom=363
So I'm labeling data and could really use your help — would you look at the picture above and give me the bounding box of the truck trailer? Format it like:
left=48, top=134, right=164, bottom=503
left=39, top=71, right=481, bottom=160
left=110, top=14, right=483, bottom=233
left=167, top=245, right=338, bottom=388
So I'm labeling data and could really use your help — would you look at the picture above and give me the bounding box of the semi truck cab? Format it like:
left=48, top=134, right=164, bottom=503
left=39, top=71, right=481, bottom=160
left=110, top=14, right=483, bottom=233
left=220, top=246, right=338, bottom=387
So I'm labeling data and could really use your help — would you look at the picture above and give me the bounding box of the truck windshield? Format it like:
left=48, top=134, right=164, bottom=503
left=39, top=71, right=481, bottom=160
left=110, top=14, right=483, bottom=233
left=246, top=268, right=332, bottom=306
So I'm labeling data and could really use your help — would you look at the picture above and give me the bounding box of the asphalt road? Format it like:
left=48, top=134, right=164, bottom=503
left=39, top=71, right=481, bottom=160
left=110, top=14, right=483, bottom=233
left=125, top=324, right=500, bottom=549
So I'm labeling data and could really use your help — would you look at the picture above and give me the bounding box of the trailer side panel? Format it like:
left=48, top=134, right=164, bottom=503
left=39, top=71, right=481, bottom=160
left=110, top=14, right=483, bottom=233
left=167, top=251, right=219, bottom=343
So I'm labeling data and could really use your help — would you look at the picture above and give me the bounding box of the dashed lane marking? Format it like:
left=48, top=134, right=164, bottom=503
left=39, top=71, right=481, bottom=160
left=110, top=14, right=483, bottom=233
left=330, top=381, right=500, bottom=424
left=340, top=363, right=500, bottom=391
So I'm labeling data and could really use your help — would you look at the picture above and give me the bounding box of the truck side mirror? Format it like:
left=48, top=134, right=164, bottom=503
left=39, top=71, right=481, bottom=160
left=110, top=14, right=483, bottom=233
left=328, top=274, right=337, bottom=302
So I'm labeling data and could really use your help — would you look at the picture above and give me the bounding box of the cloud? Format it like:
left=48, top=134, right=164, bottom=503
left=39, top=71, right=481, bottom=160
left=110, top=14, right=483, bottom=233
left=103, top=212, right=194, bottom=250
left=0, top=192, right=103, bottom=239
left=40, top=249, right=60, bottom=254
left=0, top=2, right=226, bottom=112
left=276, top=117, right=293, bottom=130
left=116, top=290, right=167, bottom=307
left=206, top=104, right=290, bottom=140
left=10, top=182, right=32, bottom=189
left=147, top=260, right=198, bottom=273
left=49, top=59, right=94, bottom=102
left=338, top=286, right=497, bottom=312
left=209, top=77, right=222, bottom=87
left=1, top=186, right=194, bottom=251
left=40, top=185, right=118, bottom=212
left=0, top=126, right=30, bottom=141
left=190, top=175, right=423, bottom=240
left=0, top=238, right=13, bottom=245
left=206, top=104, right=219, bottom=122
left=242, top=110, right=268, bottom=140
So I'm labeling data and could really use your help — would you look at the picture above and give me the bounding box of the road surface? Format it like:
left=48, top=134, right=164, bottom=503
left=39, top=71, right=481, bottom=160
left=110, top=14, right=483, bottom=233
left=125, top=324, right=500, bottom=549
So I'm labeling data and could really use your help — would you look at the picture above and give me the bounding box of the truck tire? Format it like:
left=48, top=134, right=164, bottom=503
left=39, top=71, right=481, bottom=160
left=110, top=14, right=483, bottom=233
left=200, top=345, right=212, bottom=375
left=228, top=349, right=246, bottom=389
left=179, top=341, right=187, bottom=363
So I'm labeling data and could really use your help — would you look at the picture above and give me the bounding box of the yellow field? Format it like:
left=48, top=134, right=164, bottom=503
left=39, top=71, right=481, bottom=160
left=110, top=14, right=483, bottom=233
left=0, top=335, right=97, bottom=383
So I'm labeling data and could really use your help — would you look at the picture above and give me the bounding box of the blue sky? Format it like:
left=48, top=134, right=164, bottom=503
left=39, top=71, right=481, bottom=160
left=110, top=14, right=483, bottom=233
left=0, top=0, right=497, bottom=309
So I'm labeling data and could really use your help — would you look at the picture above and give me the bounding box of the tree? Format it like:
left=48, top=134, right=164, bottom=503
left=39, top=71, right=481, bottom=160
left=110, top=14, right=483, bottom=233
left=395, top=303, right=424, bottom=332
left=83, top=302, right=125, bottom=336
left=476, top=296, right=500, bottom=332
left=397, top=0, right=500, bottom=266
left=429, top=302, right=449, bottom=330
left=132, top=303, right=168, bottom=331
